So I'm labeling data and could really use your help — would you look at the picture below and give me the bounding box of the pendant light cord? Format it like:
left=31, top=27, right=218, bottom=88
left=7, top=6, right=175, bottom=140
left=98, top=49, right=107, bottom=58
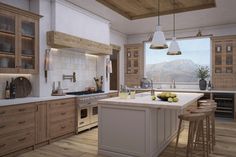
left=158, top=0, right=160, bottom=26
left=173, top=0, right=175, bottom=37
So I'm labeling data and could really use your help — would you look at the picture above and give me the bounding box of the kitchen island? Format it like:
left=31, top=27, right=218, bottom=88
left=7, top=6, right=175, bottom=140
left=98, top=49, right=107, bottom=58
left=98, top=92, right=203, bottom=157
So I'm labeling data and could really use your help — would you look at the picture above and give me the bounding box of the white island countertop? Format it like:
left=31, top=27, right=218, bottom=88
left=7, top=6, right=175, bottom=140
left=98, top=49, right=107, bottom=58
left=98, top=92, right=203, bottom=109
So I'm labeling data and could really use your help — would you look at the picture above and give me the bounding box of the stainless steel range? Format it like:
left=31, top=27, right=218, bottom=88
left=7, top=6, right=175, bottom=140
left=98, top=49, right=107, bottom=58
left=67, top=91, right=108, bottom=132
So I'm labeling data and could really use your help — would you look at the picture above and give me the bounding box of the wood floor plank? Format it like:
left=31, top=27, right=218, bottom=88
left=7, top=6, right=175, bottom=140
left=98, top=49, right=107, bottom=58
left=18, top=119, right=236, bottom=157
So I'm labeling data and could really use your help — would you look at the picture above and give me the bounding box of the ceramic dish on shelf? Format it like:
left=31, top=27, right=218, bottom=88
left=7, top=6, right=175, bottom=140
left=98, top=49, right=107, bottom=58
left=22, top=49, right=33, bottom=55
left=0, top=58, right=9, bottom=68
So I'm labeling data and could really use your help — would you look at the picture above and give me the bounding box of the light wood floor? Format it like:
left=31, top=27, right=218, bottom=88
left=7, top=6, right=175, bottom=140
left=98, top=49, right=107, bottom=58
left=18, top=119, right=236, bottom=157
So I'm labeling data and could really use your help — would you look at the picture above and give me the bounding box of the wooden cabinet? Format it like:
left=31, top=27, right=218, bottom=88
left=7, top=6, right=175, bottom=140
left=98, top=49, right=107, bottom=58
left=49, top=99, right=76, bottom=139
left=0, top=103, right=36, bottom=156
left=124, top=44, right=144, bottom=87
left=0, top=2, right=41, bottom=74
left=0, top=98, right=76, bottom=156
left=35, top=102, right=48, bottom=144
left=211, top=36, right=236, bottom=90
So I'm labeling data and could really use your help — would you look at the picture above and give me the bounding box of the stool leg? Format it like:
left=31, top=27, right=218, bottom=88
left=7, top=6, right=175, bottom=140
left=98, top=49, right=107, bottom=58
left=175, top=119, right=182, bottom=157
left=201, top=120, right=206, bottom=157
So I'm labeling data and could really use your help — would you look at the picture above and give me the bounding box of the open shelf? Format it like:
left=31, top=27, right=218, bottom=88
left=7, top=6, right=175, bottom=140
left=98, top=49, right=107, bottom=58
left=0, top=30, right=15, bottom=37
left=0, top=51, right=15, bottom=57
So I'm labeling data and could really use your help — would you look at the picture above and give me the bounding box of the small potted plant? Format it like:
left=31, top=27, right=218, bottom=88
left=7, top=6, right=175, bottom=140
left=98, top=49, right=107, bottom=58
left=196, top=65, right=210, bottom=90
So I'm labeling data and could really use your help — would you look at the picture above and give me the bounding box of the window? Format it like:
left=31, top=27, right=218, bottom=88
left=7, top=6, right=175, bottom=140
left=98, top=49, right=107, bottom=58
left=145, top=38, right=210, bottom=84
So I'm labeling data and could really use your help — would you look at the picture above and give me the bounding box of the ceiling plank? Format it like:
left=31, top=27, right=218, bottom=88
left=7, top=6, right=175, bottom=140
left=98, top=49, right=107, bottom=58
left=96, top=0, right=216, bottom=20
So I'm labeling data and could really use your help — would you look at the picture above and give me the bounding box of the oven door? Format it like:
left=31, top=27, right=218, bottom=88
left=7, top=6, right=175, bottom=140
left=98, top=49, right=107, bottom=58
left=90, top=105, right=98, bottom=123
left=78, top=106, right=90, bottom=127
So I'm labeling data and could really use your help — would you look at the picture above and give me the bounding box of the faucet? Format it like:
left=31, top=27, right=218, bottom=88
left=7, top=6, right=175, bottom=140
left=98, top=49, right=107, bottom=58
left=172, top=80, right=176, bottom=89
left=150, top=79, right=155, bottom=96
left=63, top=72, right=76, bottom=82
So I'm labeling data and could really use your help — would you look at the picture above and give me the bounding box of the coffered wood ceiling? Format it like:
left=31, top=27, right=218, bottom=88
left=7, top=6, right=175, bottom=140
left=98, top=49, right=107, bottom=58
left=96, top=0, right=216, bottom=20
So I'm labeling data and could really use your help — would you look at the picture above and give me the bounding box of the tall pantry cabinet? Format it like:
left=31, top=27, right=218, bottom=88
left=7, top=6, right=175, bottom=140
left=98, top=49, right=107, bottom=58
left=211, top=36, right=236, bottom=89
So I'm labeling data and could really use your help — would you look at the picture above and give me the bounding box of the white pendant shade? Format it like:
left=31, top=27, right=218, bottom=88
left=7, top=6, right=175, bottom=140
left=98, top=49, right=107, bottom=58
left=167, top=37, right=181, bottom=55
left=150, top=26, right=168, bottom=49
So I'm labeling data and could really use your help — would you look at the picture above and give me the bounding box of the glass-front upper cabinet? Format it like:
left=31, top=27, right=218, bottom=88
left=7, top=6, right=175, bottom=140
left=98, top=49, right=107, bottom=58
left=0, top=3, right=41, bottom=74
left=19, top=17, right=38, bottom=73
left=0, top=11, right=17, bottom=72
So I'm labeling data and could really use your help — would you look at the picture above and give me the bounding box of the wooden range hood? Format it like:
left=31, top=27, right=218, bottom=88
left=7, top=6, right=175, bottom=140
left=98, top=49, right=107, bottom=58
left=47, top=31, right=112, bottom=55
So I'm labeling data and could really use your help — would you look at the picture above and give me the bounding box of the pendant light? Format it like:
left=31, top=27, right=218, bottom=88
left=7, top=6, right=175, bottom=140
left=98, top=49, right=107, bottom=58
left=150, top=0, right=168, bottom=49
left=167, top=0, right=181, bottom=55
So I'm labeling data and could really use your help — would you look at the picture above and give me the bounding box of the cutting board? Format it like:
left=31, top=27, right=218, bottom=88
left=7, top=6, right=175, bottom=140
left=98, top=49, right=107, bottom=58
left=13, top=77, right=32, bottom=98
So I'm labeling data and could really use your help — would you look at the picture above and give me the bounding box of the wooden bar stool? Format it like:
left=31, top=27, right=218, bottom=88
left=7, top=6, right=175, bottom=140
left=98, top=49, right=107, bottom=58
left=198, top=105, right=217, bottom=151
left=175, top=113, right=206, bottom=157
left=191, top=108, right=213, bottom=157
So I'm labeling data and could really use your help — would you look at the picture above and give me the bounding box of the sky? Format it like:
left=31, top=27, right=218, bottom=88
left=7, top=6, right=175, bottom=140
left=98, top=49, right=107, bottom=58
left=145, top=38, right=211, bottom=66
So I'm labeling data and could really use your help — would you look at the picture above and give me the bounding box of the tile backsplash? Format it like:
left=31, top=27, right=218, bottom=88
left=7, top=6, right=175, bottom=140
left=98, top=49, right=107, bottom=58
left=48, top=49, right=98, bottom=92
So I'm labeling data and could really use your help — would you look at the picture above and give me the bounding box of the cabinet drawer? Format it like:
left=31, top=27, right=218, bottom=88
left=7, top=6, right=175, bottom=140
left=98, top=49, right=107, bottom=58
left=49, top=99, right=75, bottom=110
left=50, top=107, right=75, bottom=123
left=0, top=112, right=35, bottom=136
left=50, top=118, right=75, bottom=138
left=0, top=104, right=36, bottom=117
left=0, top=128, right=35, bottom=156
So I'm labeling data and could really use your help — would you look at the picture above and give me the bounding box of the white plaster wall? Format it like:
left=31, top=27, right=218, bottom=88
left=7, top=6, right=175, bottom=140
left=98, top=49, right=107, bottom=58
left=110, top=29, right=127, bottom=86
left=54, top=0, right=110, bottom=44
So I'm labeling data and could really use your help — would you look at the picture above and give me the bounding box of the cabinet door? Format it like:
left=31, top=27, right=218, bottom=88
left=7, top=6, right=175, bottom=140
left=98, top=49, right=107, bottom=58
left=35, top=103, right=48, bottom=144
left=0, top=10, right=18, bottom=73
left=18, top=16, right=38, bottom=74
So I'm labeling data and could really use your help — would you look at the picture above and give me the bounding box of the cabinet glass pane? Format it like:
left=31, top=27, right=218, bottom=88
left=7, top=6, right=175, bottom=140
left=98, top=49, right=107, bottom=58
left=0, top=35, right=15, bottom=68
left=21, top=38, right=35, bottom=69
left=215, top=55, right=222, bottom=65
left=20, top=20, right=35, bottom=70
left=21, top=21, right=35, bottom=37
left=226, top=55, right=233, bottom=65
left=0, top=14, right=15, bottom=33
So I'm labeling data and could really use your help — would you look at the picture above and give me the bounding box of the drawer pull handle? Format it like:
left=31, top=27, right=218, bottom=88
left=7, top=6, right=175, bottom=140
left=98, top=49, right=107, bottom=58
left=61, top=112, right=66, bottom=115
left=79, top=122, right=84, bottom=125
left=18, top=108, right=26, bottom=112
left=0, top=144, right=6, bottom=148
left=0, top=125, right=5, bottom=129
left=18, top=137, right=26, bottom=142
left=0, top=111, right=6, bottom=115
left=61, top=102, right=66, bottom=105
left=18, top=121, right=26, bottom=124
left=61, top=126, right=66, bottom=129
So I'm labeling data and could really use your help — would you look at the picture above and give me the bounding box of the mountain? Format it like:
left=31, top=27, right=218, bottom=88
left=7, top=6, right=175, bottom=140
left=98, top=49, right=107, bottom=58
left=146, top=59, right=199, bottom=82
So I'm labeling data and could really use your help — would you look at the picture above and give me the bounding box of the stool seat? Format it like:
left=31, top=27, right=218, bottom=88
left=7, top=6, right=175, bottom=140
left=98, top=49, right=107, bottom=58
left=198, top=99, right=215, bottom=103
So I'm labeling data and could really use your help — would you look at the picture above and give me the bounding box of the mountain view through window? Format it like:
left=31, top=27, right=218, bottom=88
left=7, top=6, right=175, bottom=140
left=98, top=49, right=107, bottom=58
left=145, top=38, right=210, bottom=83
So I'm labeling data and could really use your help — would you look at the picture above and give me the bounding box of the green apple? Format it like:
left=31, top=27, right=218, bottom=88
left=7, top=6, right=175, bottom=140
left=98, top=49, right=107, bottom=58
left=173, top=97, right=179, bottom=102
left=152, top=96, right=156, bottom=101
left=168, top=97, right=173, bottom=102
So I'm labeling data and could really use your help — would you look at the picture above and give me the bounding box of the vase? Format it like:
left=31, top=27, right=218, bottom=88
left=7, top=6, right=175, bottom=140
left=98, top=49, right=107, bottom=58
left=199, top=79, right=207, bottom=90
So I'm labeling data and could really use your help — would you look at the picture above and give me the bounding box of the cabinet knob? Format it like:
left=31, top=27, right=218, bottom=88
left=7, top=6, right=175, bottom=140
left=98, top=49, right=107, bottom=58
left=18, top=137, right=26, bottom=142
left=0, top=111, right=5, bottom=115
left=0, top=144, right=6, bottom=148
left=18, top=121, right=26, bottom=124
left=0, top=125, right=6, bottom=129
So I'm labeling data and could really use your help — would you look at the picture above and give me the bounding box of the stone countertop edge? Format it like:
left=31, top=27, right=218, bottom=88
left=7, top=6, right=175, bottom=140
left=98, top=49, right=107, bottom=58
left=0, top=91, right=118, bottom=107
left=98, top=92, right=204, bottom=110
left=128, top=88, right=236, bottom=94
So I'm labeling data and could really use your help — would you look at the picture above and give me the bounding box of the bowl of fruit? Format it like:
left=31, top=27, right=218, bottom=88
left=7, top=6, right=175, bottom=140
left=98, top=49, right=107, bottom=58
left=157, top=92, right=179, bottom=102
